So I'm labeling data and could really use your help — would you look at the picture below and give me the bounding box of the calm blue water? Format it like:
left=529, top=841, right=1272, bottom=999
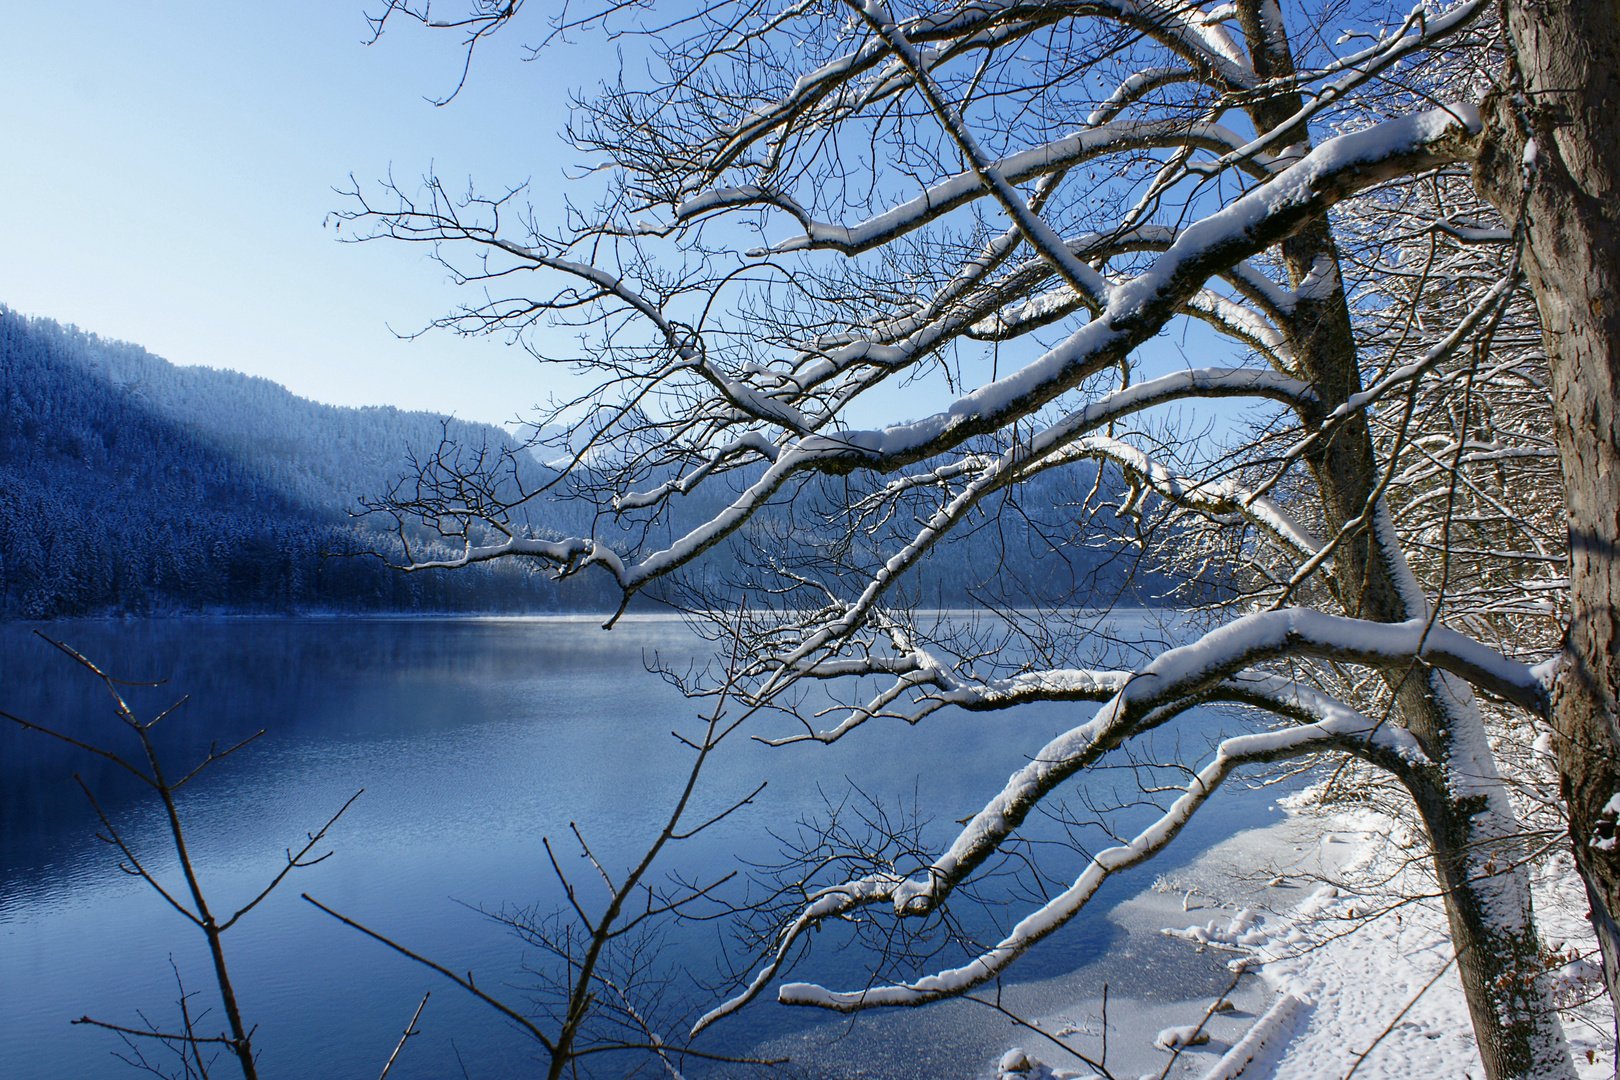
left=0, top=616, right=1278, bottom=1079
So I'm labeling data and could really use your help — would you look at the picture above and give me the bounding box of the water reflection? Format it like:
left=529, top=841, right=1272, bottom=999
left=1, top=615, right=1274, bottom=1079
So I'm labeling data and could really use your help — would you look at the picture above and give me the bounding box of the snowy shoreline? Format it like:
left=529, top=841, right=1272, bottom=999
left=743, top=801, right=1609, bottom=1080
left=993, top=806, right=1610, bottom=1080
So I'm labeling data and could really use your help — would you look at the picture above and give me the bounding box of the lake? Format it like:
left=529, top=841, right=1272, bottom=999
left=0, top=615, right=1280, bottom=1079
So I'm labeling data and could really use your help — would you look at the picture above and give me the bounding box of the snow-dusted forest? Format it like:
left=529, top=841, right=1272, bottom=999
left=0, top=307, right=1138, bottom=618
left=0, top=307, right=605, bottom=614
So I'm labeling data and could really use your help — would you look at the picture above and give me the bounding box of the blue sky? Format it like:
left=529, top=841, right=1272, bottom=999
left=1, top=1, right=599, bottom=425
left=2, top=2, right=1245, bottom=433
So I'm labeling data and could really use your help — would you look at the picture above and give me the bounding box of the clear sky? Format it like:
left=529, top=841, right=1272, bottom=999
left=0, top=1, right=605, bottom=426
left=2, top=2, right=1242, bottom=432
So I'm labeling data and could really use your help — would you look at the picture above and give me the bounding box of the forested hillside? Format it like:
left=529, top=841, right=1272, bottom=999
left=0, top=307, right=1149, bottom=618
left=0, top=308, right=612, bottom=616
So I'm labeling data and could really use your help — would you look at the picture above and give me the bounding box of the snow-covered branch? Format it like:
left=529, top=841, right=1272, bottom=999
left=389, top=107, right=1477, bottom=602
left=701, top=119, right=1280, bottom=257
left=361, top=3, right=1588, bottom=1070
left=696, top=673, right=1421, bottom=1027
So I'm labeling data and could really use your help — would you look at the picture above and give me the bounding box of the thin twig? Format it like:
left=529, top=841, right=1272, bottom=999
left=377, top=991, right=430, bottom=1080
left=221, top=790, right=363, bottom=931
left=1155, top=965, right=1248, bottom=1080
left=961, top=992, right=1115, bottom=1079
left=71, top=1017, right=235, bottom=1045
left=302, top=893, right=559, bottom=1054
left=76, top=777, right=202, bottom=926
left=0, top=709, right=154, bottom=785
left=1342, top=953, right=1457, bottom=1080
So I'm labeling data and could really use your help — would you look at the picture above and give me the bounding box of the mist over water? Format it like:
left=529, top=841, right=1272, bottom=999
left=1, top=615, right=1278, bottom=1079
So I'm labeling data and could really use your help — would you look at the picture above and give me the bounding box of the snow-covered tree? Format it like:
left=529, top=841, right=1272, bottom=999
left=1471, top=0, right=1620, bottom=1025
left=353, top=1, right=1619, bottom=1076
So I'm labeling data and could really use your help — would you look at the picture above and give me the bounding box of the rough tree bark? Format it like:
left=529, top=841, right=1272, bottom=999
left=1476, top=0, right=1620, bottom=1028
left=1239, top=6, right=1563, bottom=1074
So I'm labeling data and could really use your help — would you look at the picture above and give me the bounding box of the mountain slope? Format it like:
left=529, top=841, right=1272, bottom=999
left=0, top=308, right=609, bottom=616
left=0, top=307, right=1155, bottom=618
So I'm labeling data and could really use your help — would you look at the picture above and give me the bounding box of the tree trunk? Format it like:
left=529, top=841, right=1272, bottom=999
left=1475, top=0, right=1620, bottom=1041
left=1232, top=5, right=1572, bottom=1074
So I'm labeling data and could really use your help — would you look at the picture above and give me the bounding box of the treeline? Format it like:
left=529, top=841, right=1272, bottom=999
left=0, top=307, right=1152, bottom=618
left=0, top=309, right=615, bottom=617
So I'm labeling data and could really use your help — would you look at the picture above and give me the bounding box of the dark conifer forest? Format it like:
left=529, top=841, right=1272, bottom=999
left=0, top=308, right=613, bottom=615
left=0, top=306, right=1144, bottom=618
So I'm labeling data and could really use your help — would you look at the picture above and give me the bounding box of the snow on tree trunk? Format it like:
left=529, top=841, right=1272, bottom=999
left=1476, top=0, right=1620, bottom=1043
left=1235, top=7, right=1568, bottom=1076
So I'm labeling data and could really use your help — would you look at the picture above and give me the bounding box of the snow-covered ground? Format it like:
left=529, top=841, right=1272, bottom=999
left=995, top=805, right=1613, bottom=1080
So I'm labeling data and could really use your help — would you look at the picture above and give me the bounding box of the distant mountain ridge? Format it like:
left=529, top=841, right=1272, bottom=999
left=22, top=314, right=520, bottom=517
left=0, top=307, right=1152, bottom=619
left=0, top=307, right=609, bottom=617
